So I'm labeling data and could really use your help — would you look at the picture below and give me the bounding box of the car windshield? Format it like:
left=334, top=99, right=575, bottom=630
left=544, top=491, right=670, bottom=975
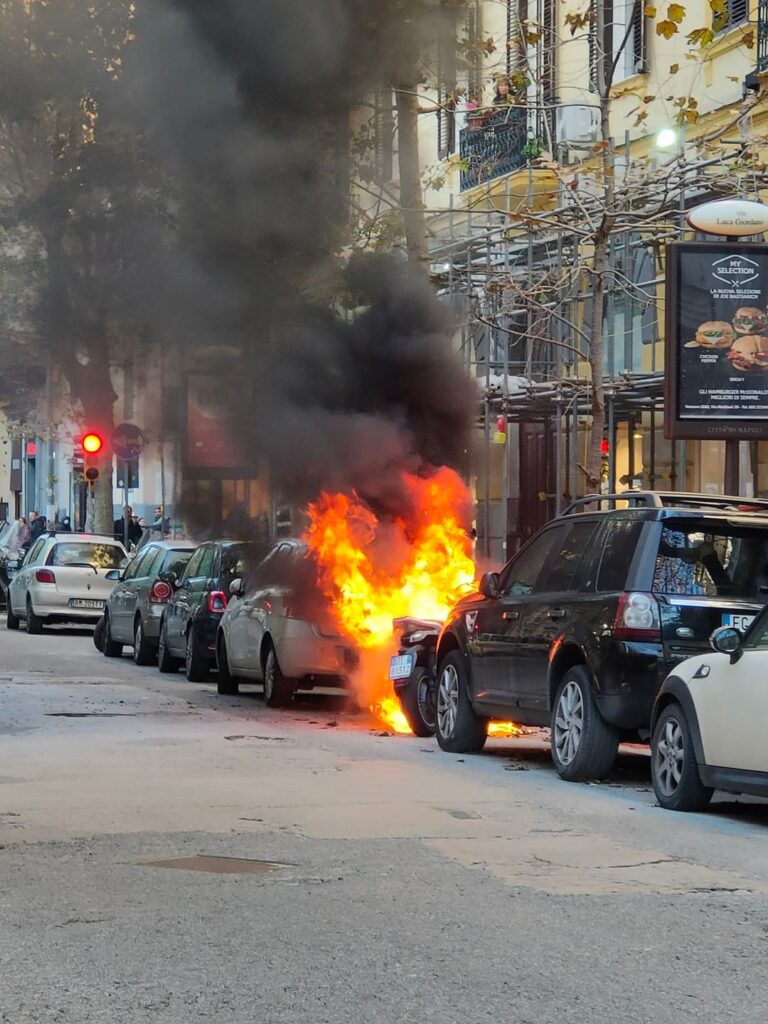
left=653, top=520, right=768, bottom=598
left=49, top=542, right=125, bottom=570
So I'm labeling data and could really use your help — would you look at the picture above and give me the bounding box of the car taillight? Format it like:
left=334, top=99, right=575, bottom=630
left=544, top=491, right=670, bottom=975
left=150, top=580, right=172, bottom=603
left=208, top=590, right=228, bottom=613
left=613, top=592, right=661, bottom=641
left=35, top=569, right=55, bottom=584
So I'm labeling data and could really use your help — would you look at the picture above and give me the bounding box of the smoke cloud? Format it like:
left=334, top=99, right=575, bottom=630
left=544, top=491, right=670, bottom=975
left=121, top=0, right=476, bottom=526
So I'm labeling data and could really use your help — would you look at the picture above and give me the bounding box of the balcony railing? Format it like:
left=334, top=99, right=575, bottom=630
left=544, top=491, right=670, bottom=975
left=459, top=108, right=529, bottom=192
left=759, top=0, right=768, bottom=70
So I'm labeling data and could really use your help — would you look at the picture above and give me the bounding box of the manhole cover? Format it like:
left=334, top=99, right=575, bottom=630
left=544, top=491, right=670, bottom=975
left=138, top=855, right=286, bottom=875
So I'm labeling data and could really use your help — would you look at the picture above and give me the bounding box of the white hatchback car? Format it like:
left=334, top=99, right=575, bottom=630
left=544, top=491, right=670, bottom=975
left=650, top=612, right=768, bottom=811
left=7, top=533, right=127, bottom=634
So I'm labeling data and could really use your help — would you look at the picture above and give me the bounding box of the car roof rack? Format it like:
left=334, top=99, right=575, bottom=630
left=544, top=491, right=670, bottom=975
left=560, top=491, right=768, bottom=517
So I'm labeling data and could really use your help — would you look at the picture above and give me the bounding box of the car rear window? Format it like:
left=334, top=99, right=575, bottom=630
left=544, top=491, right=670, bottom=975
left=49, top=542, right=125, bottom=569
left=163, top=549, right=194, bottom=578
left=596, top=518, right=645, bottom=592
left=652, top=521, right=768, bottom=598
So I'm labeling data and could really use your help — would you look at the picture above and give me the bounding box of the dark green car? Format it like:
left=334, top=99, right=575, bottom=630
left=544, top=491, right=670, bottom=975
left=101, top=541, right=197, bottom=664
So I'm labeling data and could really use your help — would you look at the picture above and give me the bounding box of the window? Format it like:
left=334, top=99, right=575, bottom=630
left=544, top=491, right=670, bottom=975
left=538, top=521, right=600, bottom=593
left=163, top=549, right=194, bottom=579
left=714, top=0, right=748, bottom=32
left=590, top=0, right=648, bottom=90
left=181, top=548, right=204, bottom=583
left=652, top=522, right=768, bottom=598
left=123, top=549, right=150, bottom=581
left=144, top=548, right=166, bottom=580
left=220, top=543, right=260, bottom=588
left=24, top=538, right=46, bottom=567
left=197, top=547, right=215, bottom=582
left=49, top=542, right=124, bottom=570
left=436, top=9, right=457, bottom=158
left=744, top=608, right=768, bottom=649
left=596, top=518, right=645, bottom=591
left=501, top=526, right=568, bottom=596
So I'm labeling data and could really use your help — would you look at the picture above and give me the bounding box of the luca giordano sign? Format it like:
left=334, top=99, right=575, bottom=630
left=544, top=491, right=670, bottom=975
left=665, top=242, right=768, bottom=440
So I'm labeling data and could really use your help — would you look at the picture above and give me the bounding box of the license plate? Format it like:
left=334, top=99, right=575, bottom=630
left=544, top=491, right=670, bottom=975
left=389, top=653, right=415, bottom=680
left=722, top=612, right=755, bottom=632
left=68, top=598, right=105, bottom=610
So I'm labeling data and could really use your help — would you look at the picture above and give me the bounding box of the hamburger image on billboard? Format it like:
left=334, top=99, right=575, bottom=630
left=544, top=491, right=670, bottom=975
left=672, top=244, right=768, bottom=427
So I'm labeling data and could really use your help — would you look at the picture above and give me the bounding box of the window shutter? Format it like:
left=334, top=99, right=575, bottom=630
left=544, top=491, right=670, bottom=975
left=374, top=90, right=394, bottom=181
left=437, top=7, right=457, bottom=159
left=631, top=0, right=648, bottom=73
left=506, top=0, right=516, bottom=74
left=541, top=0, right=557, bottom=137
left=730, top=0, right=748, bottom=25
left=588, top=0, right=597, bottom=92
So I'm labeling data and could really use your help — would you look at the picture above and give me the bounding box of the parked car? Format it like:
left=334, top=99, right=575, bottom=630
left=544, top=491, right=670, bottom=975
left=0, top=520, right=19, bottom=610
left=101, top=541, right=197, bottom=664
left=7, top=533, right=127, bottom=634
left=434, top=491, right=768, bottom=781
left=216, top=539, right=358, bottom=706
left=651, top=616, right=768, bottom=811
left=158, top=540, right=262, bottom=682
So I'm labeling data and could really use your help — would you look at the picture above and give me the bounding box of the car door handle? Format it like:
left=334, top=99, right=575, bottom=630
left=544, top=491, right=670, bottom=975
left=502, top=610, right=520, bottom=620
left=547, top=608, right=567, bottom=620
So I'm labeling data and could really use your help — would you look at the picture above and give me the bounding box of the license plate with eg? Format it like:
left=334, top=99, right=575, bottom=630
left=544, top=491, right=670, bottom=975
left=722, top=612, right=755, bottom=633
left=68, top=598, right=105, bottom=610
left=389, top=653, right=415, bottom=680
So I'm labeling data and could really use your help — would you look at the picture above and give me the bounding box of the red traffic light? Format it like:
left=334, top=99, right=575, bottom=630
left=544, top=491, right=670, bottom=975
left=82, top=432, right=103, bottom=455
left=601, top=438, right=610, bottom=456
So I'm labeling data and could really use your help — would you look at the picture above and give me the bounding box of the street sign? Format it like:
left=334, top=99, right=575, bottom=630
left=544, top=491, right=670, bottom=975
left=686, top=199, right=768, bottom=237
left=111, top=422, right=144, bottom=461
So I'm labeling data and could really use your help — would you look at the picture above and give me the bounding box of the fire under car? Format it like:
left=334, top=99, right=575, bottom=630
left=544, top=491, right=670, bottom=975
left=433, top=491, right=768, bottom=782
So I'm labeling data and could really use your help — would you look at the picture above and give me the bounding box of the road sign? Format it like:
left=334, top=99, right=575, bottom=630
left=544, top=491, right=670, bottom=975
left=111, top=422, right=145, bottom=461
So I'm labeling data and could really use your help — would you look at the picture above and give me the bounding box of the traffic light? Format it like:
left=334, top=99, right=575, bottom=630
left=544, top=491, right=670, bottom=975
left=81, top=431, right=103, bottom=484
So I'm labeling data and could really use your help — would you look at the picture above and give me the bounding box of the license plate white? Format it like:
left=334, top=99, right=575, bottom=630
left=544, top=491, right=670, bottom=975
left=68, top=598, right=105, bottom=610
left=389, top=653, right=415, bottom=680
left=722, top=612, right=755, bottom=632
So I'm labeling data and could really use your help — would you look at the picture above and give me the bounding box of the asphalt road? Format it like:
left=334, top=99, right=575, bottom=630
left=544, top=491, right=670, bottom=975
left=2, top=626, right=768, bottom=1024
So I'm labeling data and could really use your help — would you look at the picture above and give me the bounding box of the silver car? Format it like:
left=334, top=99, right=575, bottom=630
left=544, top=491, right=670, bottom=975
left=215, top=539, right=358, bottom=706
left=102, top=540, right=197, bottom=664
left=7, top=533, right=127, bottom=634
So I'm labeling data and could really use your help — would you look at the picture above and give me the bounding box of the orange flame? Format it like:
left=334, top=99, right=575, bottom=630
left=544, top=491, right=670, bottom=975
left=305, top=466, right=522, bottom=738
left=305, top=467, right=476, bottom=649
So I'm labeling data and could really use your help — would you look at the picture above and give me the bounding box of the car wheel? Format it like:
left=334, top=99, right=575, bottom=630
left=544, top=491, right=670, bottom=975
left=6, top=601, right=20, bottom=631
left=550, top=666, right=619, bottom=781
left=263, top=647, right=294, bottom=707
left=397, top=668, right=436, bottom=737
left=651, top=704, right=714, bottom=812
left=216, top=635, right=239, bottom=695
left=157, top=619, right=180, bottom=674
left=93, top=615, right=106, bottom=652
left=25, top=598, right=44, bottom=635
left=133, top=618, right=155, bottom=666
left=435, top=652, right=487, bottom=753
left=185, top=628, right=211, bottom=682
left=102, top=614, right=123, bottom=658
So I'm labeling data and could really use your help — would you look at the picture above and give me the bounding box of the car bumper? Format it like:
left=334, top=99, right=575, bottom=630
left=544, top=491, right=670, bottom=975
left=276, top=621, right=357, bottom=681
left=593, top=640, right=667, bottom=731
left=142, top=604, right=165, bottom=642
left=28, top=585, right=107, bottom=622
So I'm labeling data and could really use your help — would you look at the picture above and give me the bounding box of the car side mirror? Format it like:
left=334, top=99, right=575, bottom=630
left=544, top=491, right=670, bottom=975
left=159, top=570, right=179, bottom=588
left=479, top=571, right=501, bottom=599
left=229, top=577, right=244, bottom=597
left=710, top=626, right=743, bottom=664
left=104, top=569, right=123, bottom=582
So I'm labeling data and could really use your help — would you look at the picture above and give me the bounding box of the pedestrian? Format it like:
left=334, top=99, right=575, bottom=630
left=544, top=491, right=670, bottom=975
left=151, top=505, right=169, bottom=538
left=30, top=514, right=47, bottom=540
left=114, top=506, right=142, bottom=547
left=16, top=516, right=31, bottom=551
left=493, top=76, right=513, bottom=107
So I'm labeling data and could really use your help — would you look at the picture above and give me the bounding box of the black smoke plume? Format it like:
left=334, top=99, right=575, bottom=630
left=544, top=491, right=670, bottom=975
left=123, top=0, right=476, bottom=530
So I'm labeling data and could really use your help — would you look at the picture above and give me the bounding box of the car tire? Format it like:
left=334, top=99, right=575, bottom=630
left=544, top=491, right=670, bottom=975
left=133, top=618, right=155, bottom=666
left=216, top=635, right=239, bottom=695
left=263, top=647, right=294, bottom=707
left=157, top=619, right=180, bottom=674
left=93, top=615, right=106, bottom=652
left=398, top=668, right=436, bottom=737
left=651, top=703, right=714, bottom=812
left=185, top=627, right=211, bottom=683
left=550, top=666, right=619, bottom=782
left=25, top=598, right=44, bottom=635
left=102, top=614, right=123, bottom=658
left=435, top=652, right=487, bottom=753
left=6, top=601, right=20, bottom=631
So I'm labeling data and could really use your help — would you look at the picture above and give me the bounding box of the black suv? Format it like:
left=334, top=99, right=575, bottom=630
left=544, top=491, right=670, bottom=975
left=435, top=492, right=768, bottom=781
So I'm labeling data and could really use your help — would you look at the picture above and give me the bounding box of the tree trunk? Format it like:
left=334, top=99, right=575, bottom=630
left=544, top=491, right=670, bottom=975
left=395, top=84, right=429, bottom=268
left=586, top=229, right=608, bottom=490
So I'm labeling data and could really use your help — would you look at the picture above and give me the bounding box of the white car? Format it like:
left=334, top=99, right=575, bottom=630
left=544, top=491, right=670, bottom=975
left=650, top=615, right=768, bottom=811
left=7, top=533, right=127, bottom=634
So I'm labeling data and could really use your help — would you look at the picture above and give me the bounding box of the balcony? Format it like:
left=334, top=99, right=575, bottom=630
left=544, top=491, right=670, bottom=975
left=759, top=0, right=768, bottom=70
left=459, top=108, right=529, bottom=192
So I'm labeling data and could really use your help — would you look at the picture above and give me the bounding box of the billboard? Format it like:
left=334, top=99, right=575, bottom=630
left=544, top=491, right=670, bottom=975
left=665, top=242, right=768, bottom=440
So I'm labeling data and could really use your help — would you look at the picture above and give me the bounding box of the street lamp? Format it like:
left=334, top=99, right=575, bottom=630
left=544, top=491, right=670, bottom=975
left=655, top=126, right=679, bottom=150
